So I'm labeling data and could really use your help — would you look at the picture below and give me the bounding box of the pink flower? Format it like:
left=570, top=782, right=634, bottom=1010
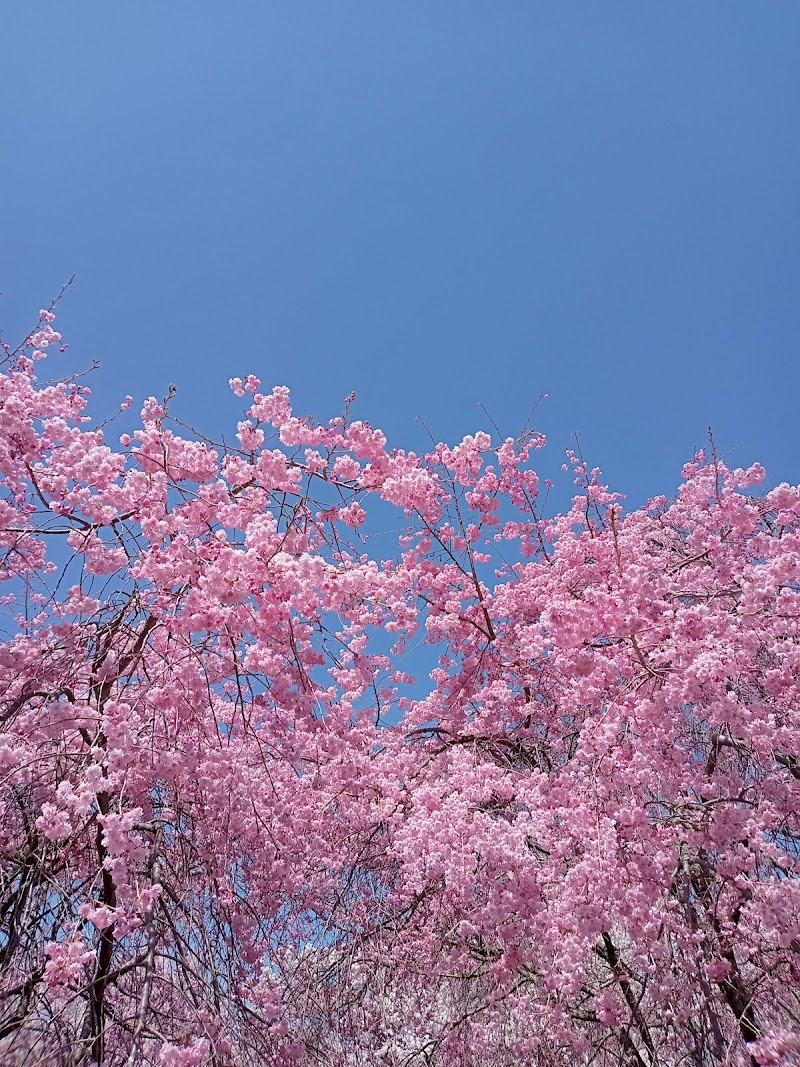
left=157, top=1038, right=210, bottom=1066
left=44, top=936, right=94, bottom=987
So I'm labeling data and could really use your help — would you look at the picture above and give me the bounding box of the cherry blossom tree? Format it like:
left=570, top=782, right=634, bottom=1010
left=1, top=304, right=799, bottom=1067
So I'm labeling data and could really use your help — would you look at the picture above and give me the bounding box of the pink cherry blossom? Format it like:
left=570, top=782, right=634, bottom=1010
left=1, top=306, right=799, bottom=1066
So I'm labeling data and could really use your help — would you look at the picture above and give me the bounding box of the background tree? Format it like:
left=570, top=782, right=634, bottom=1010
left=1, top=308, right=799, bottom=1066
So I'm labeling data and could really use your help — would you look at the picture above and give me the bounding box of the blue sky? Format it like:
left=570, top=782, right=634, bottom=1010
left=3, top=3, right=798, bottom=512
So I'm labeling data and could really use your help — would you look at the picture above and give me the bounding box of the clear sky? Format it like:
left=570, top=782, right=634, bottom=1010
left=3, top=3, right=799, bottom=510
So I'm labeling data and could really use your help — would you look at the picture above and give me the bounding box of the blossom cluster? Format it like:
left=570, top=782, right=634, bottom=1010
left=1, top=313, right=798, bottom=1066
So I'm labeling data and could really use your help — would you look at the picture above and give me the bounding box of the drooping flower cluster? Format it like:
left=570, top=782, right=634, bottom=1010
left=1, top=310, right=799, bottom=1066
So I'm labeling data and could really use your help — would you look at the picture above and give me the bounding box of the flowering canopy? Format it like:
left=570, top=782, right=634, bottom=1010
left=1, top=309, right=799, bottom=1067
